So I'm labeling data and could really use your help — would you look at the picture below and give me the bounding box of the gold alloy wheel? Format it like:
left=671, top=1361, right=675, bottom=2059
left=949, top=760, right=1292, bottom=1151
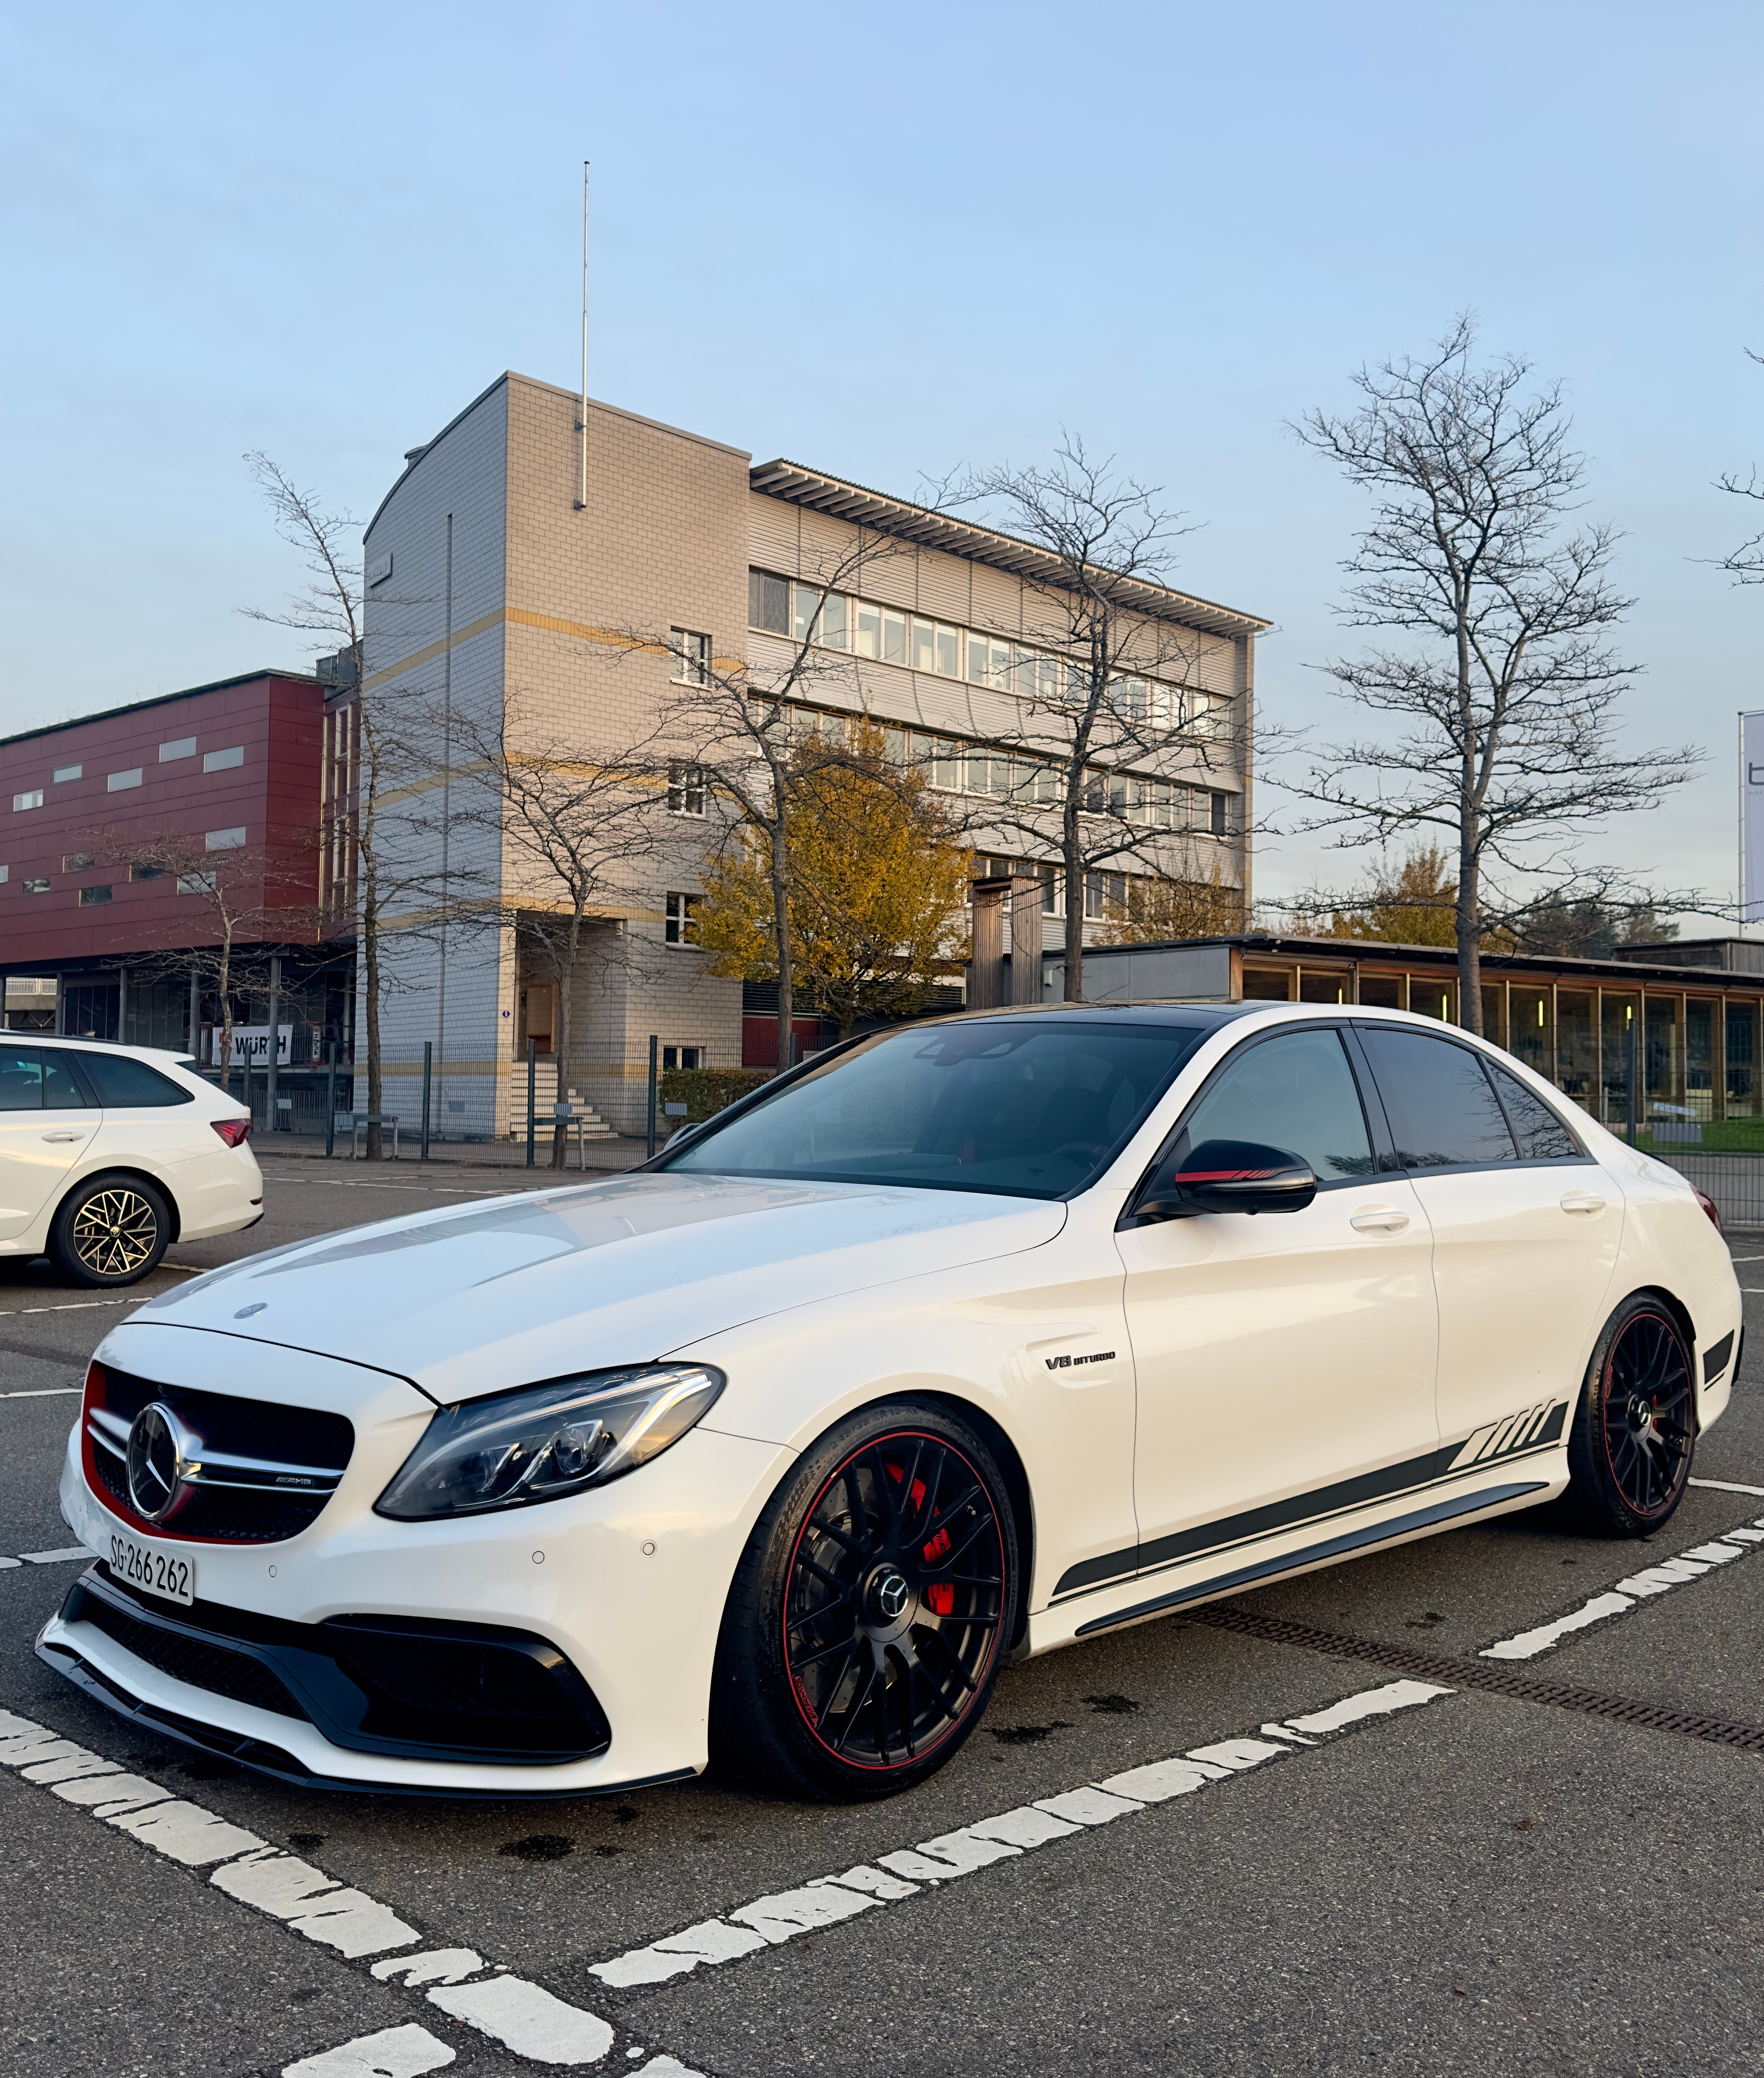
left=69, top=1189, right=159, bottom=1279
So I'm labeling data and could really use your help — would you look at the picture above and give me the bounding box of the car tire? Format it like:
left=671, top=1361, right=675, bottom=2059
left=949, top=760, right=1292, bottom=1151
left=710, top=1401, right=1019, bottom=1802
left=49, top=1172, right=172, bottom=1288
left=1563, top=1293, right=1696, bottom=1537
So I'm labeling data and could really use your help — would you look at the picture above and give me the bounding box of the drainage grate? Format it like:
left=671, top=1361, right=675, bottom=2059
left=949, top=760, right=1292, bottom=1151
left=1186, top=1605, right=1764, bottom=1752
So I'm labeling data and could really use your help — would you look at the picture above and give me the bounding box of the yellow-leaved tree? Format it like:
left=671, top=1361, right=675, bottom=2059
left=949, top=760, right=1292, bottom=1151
left=696, top=720, right=972, bottom=1041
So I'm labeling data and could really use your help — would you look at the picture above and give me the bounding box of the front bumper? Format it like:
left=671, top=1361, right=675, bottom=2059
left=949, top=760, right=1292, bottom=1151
left=52, top=1412, right=792, bottom=1796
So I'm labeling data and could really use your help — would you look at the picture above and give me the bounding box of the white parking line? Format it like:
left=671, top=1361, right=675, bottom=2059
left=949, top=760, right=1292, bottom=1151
left=0, top=1386, right=83, bottom=1398
left=1480, top=1519, right=1764, bottom=1660
left=587, top=1678, right=1451, bottom=1991
left=0, top=1295, right=140, bottom=1318
left=0, top=1546, right=92, bottom=1573
left=1690, top=1477, right=1764, bottom=1497
left=0, top=1703, right=644, bottom=2069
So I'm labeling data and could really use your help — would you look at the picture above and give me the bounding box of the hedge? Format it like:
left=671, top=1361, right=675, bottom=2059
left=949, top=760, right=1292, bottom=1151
left=659, top=1066, right=773, bottom=1124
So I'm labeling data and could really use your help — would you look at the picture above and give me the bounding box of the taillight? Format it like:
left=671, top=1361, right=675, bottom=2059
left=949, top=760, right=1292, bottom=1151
left=1693, top=1184, right=1723, bottom=1235
left=211, top=1117, right=250, bottom=1148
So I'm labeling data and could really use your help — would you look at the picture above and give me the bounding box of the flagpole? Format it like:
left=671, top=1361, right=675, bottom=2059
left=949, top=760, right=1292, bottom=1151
left=575, top=161, right=590, bottom=512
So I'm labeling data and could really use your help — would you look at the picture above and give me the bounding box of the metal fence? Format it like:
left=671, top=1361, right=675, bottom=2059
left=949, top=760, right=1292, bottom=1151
left=1651, top=1153, right=1764, bottom=1230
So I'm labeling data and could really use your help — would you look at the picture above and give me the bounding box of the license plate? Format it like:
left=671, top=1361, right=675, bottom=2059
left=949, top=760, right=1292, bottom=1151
left=108, top=1532, right=195, bottom=1607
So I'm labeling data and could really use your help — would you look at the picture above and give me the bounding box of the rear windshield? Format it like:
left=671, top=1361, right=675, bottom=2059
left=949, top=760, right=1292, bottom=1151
left=659, top=1019, right=1210, bottom=1198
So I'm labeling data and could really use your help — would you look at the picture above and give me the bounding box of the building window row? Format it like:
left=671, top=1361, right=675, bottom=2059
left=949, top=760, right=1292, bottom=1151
left=749, top=568, right=1228, bottom=733
left=753, top=702, right=1232, bottom=836
left=9, top=744, right=245, bottom=810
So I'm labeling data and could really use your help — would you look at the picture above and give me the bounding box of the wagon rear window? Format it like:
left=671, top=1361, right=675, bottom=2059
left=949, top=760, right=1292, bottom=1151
left=660, top=1019, right=1209, bottom=1198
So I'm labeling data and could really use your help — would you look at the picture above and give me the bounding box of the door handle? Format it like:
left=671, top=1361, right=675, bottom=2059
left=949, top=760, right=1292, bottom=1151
left=41, top=1131, right=87, bottom=1144
left=1349, top=1206, right=1410, bottom=1234
left=1560, top=1192, right=1606, bottom=1215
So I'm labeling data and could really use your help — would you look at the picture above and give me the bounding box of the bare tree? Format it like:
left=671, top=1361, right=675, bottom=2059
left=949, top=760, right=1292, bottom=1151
left=645, top=531, right=914, bottom=1072
left=440, top=690, right=666, bottom=1165
left=1286, top=318, right=1700, bottom=1035
left=933, top=439, right=1239, bottom=1002
left=1715, top=348, right=1764, bottom=582
left=242, top=453, right=431, bottom=1157
left=92, top=829, right=311, bottom=1078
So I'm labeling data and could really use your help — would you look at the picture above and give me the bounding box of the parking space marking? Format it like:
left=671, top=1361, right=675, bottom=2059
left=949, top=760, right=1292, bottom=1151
left=0, top=1295, right=141, bottom=1318
left=1691, top=1477, right=1764, bottom=1497
left=0, top=1702, right=669, bottom=2071
left=588, top=1676, right=1451, bottom=1991
left=0, top=1545, right=93, bottom=1572
left=1480, top=1520, right=1764, bottom=1661
left=0, top=1386, right=83, bottom=1398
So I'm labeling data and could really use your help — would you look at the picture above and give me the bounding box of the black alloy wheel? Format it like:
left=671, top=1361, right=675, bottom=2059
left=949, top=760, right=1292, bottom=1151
left=712, top=1403, right=1016, bottom=1801
left=50, top=1172, right=171, bottom=1289
left=1566, top=1295, right=1696, bottom=1536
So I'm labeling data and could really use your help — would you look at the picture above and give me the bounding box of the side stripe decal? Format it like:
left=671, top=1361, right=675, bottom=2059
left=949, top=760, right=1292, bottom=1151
left=1050, top=1402, right=1569, bottom=1602
left=1073, top=1481, right=1549, bottom=1637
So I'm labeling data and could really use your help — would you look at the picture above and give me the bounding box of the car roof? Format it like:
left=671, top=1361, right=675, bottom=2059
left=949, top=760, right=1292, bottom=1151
left=26, top=1035, right=195, bottom=1064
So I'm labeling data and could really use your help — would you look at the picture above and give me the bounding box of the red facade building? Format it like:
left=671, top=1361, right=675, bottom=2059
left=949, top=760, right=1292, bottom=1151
left=0, top=669, right=324, bottom=965
left=0, top=672, right=353, bottom=1099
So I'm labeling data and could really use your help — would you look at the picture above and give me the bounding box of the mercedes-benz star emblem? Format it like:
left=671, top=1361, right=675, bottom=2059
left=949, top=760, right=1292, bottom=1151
left=126, top=1402, right=196, bottom=1523
left=872, top=1567, right=910, bottom=1622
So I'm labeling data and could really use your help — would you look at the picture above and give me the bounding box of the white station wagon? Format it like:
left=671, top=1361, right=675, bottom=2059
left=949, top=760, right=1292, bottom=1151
left=0, top=1038, right=260, bottom=1285
left=42, top=1004, right=1739, bottom=1801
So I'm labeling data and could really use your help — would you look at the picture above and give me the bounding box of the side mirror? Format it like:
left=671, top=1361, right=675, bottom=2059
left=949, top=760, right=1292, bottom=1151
left=1135, top=1138, right=1318, bottom=1220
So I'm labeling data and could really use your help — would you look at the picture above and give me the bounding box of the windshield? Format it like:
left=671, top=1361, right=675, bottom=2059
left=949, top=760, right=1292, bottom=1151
left=659, top=1017, right=1211, bottom=1198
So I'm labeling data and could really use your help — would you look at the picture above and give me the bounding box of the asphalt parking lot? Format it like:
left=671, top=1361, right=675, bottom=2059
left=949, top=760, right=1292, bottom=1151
left=4, top=1167, right=1764, bottom=2077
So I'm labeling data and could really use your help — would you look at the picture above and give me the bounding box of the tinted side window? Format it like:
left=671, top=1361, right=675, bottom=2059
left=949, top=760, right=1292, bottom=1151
left=0, top=1046, right=46, bottom=1111
left=36, top=1051, right=90, bottom=1108
left=1358, top=1029, right=1516, bottom=1169
left=1491, top=1065, right=1581, bottom=1160
left=77, top=1054, right=192, bottom=1108
left=1180, top=1029, right=1375, bottom=1182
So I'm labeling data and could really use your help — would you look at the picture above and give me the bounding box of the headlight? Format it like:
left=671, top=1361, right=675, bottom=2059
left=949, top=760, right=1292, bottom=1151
left=374, top=1364, right=725, bottom=1521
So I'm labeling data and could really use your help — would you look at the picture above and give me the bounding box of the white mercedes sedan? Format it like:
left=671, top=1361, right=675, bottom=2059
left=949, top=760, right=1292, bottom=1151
left=40, top=1003, right=1740, bottom=1802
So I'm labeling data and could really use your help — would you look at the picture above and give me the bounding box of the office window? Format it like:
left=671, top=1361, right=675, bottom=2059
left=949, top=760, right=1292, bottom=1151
left=52, top=765, right=81, bottom=783
left=160, top=737, right=197, bottom=762
left=667, top=762, right=706, bottom=817
left=206, top=827, right=247, bottom=850
left=107, top=769, right=142, bottom=792
left=967, top=632, right=991, bottom=685
left=661, top=1045, right=702, bottom=1071
left=936, top=624, right=961, bottom=677
left=203, top=746, right=244, bottom=773
left=177, top=872, right=216, bottom=895
left=665, top=892, right=700, bottom=945
left=1084, top=872, right=1126, bottom=921
left=22, top=878, right=50, bottom=894
left=0, top=867, right=7, bottom=883
left=748, top=570, right=789, bottom=634
left=13, top=790, right=42, bottom=811
left=129, top=863, right=165, bottom=882
left=854, top=601, right=881, bottom=659
left=78, top=885, right=112, bottom=906
left=1209, top=792, right=1228, bottom=837
left=672, top=628, right=711, bottom=686
left=820, top=594, right=848, bottom=650
left=882, top=609, right=907, bottom=666
left=61, top=853, right=93, bottom=872
left=792, top=586, right=822, bottom=641
left=928, top=738, right=962, bottom=791
left=911, top=617, right=937, bottom=673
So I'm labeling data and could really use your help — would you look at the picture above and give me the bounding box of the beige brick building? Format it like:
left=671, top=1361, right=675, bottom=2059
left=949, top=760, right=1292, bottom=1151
left=354, top=372, right=1266, bottom=1138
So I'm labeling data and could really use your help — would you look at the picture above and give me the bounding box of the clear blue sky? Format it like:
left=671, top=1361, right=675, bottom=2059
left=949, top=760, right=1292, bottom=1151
left=4, top=1, right=1760, bottom=921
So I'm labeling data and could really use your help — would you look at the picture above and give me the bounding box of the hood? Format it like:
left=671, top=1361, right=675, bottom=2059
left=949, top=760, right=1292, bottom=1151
left=140, top=1172, right=1065, bottom=1402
